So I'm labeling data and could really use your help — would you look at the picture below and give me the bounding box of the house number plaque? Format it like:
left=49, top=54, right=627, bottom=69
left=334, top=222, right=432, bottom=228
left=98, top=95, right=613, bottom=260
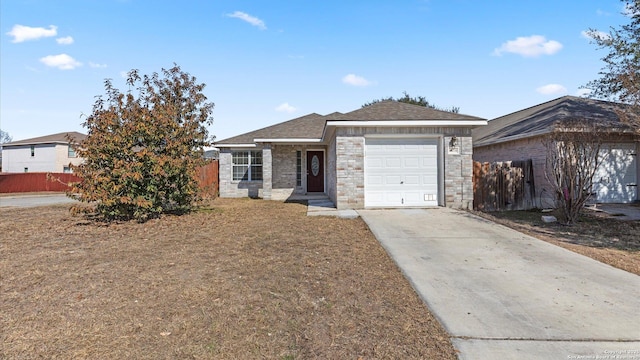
left=311, top=155, right=320, bottom=176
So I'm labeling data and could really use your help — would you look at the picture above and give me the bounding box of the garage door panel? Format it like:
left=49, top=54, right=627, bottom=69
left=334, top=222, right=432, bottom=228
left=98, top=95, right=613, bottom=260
left=365, top=138, right=439, bottom=207
left=385, top=175, right=402, bottom=185
left=386, top=157, right=402, bottom=167
left=594, top=143, right=637, bottom=203
left=404, top=157, right=421, bottom=168
left=404, top=175, right=420, bottom=185
left=367, top=158, right=383, bottom=168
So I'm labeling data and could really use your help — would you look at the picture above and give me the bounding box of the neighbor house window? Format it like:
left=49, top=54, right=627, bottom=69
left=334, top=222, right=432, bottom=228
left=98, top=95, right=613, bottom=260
left=63, top=166, right=72, bottom=173
left=24, top=167, right=28, bottom=173
left=30, top=145, right=35, bottom=157
left=296, top=151, right=302, bottom=186
left=232, top=150, right=262, bottom=181
left=68, top=146, right=76, bottom=158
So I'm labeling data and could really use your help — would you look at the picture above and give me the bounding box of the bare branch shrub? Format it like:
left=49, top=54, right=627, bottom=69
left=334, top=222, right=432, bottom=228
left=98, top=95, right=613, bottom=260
left=543, top=120, right=605, bottom=224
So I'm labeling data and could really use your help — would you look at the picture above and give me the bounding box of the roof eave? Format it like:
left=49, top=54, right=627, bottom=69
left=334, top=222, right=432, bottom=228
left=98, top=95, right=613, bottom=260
left=325, top=120, right=487, bottom=127
left=253, top=138, right=323, bottom=144
left=214, top=143, right=258, bottom=148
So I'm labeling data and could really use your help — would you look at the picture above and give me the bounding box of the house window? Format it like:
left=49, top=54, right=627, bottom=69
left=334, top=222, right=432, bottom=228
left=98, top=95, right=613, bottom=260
left=24, top=167, right=28, bottom=173
left=232, top=150, right=262, bottom=181
left=63, top=166, right=72, bottom=173
left=30, top=145, right=35, bottom=157
left=296, top=151, right=302, bottom=186
left=68, top=146, right=76, bottom=158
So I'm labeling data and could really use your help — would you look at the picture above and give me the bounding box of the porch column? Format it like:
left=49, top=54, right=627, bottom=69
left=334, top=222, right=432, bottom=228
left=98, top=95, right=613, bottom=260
left=262, top=144, right=273, bottom=200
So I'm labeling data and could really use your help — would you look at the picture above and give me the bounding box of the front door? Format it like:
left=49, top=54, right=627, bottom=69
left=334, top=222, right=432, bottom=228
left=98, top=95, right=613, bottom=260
left=306, top=151, right=324, bottom=192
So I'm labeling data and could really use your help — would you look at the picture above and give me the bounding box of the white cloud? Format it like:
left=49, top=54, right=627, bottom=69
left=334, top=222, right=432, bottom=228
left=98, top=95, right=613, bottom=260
left=275, top=102, right=296, bottom=113
left=7, top=24, right=57, bottom=43
left=56, top=36, right=74, bottom=45
left=493, top=35, right=563, bottom=57
left=39, top=54, right=82, bottom=70
left=342, top=74, right=373, bottom=87
left=226, top=11, right=266, bottom=30
left=596, top=9, right=611, bottom=16
left=120, top=71, right=128, bottom=78
left=536, top=84, right=567, bottom=95
left=89, top=62, right=107, bottom=68
left=581, top=30, right=611, bottom=41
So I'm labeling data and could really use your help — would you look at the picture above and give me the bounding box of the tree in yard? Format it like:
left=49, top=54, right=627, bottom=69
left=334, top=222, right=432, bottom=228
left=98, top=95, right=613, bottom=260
left=543, top=121, right=605, bottom=225
left=363, top=91, right=460, bottom=113
left=0, top=129, right=12, bottom=144
left=70, top=64, right=214, bottom=221
left=585, top=0, right=640, bottom=131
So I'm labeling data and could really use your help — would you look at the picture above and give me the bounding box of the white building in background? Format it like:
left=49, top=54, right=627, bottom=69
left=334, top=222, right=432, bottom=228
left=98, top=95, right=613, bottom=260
left=1, top=132, right=86, bottom=173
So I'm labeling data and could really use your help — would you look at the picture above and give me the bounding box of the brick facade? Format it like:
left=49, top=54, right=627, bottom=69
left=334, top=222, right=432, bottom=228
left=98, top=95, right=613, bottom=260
left=473, top=136, right=554, bottom=207
left=220, top=127, right=478, bottom=210
left=474, top=136, right=640, bottom=206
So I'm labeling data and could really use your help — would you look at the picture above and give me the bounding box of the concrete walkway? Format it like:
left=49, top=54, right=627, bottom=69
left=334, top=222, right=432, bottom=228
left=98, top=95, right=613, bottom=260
left=358, top=207, right=640, bottom=360
left=0, top=193, right=77, bottom=208
left=306, top=198, right=359, bottom=218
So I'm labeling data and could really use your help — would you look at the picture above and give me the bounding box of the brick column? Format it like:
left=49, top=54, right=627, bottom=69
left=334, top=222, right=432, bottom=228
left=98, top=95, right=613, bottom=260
left=262, top=145, right=273, bottom=200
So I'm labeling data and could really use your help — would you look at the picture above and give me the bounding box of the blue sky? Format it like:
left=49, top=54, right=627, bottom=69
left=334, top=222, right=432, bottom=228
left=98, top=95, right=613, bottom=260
left=0, top=0, right=630, bottom=143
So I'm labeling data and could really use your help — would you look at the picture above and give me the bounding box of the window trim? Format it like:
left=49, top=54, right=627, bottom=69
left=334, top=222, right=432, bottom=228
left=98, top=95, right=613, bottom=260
left=231, top=150, right=263, bottom=181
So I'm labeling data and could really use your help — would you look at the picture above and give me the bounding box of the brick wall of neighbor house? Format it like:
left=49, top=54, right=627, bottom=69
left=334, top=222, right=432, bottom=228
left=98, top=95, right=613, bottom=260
left=334, top=126, right=474, bottom=210
left=219, top=148, right=264, bottom=198
left=473, top=136, right=554, bottom=208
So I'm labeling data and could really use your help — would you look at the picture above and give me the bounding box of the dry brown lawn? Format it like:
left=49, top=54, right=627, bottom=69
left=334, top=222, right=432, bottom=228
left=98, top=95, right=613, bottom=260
left=472, top=208, right=640, bottom=276
left=1, top=198, right=456, bottom=359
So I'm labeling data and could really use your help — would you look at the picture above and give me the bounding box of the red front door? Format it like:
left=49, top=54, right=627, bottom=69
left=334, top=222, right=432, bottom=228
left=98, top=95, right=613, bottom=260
left=306, top=151, right=324, bottom=192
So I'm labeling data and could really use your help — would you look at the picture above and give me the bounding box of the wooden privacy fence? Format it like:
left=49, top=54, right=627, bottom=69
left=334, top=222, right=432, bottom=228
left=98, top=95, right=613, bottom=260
left=0, top=173, right=81, bottom=193
left=0, top=160, right=219, bottom=196
left=197, top=160, right=219, bottom=199
left=473, top=160, right=536, bottom=211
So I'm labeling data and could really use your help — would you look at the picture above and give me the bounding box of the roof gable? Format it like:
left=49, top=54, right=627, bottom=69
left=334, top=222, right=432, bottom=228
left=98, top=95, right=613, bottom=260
left=338, top=100, right=484, bottom=121
left=3, top=131, right=86, bottom=147
left=472, top=96, right=634, bottom=147
left=215, top=101, right=486, bottom=146
left=215, top=113, right=329, bottom=145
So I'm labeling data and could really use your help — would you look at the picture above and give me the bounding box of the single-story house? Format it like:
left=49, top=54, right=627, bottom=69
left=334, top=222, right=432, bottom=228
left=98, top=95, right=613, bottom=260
left=215, top=101, right=487, bottom=210
left=1, top=131, right=86, bottom=173
left=473, top=96, right=639, bottom=206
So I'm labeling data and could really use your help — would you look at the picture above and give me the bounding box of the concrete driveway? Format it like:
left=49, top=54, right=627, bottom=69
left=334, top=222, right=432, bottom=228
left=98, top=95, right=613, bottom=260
left=358, top=208, right=640, bottom=360
left=0, top=193, right=77, bottom=208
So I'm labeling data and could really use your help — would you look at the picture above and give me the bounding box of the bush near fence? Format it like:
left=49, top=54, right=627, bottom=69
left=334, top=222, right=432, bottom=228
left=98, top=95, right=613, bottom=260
left=0, top=160, right=219, bottom=196
left=473, top=160, right=536, bottom=211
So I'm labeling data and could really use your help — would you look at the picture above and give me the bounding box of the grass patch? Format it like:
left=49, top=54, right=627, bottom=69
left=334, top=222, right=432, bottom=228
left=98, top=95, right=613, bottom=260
left=0, top=198, right=456, bottom=359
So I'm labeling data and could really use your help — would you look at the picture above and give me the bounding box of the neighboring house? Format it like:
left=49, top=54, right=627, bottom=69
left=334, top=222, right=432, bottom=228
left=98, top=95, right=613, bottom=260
left=215, top=101, right=487, bottom=210
left=1, top=131, right=86, bottom=173
left=473, top=96, right=639, bottom=206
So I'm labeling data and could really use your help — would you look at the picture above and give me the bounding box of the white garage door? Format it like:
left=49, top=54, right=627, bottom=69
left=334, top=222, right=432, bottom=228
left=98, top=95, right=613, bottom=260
left=593, top=143, right=637, bottom=203
left=365, top=138, right=439, bottom=207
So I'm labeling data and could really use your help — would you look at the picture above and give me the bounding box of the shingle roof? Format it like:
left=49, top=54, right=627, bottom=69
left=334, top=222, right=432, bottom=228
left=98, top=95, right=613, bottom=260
left=3, top=131, right=87, bottom=146
left=215, top=113, right=329, bottom=145
left=472, top=96, right=634, bottom=147
left=215, top=101, right=484, bottom=145
left=336, top=100, right=484, bottom=121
